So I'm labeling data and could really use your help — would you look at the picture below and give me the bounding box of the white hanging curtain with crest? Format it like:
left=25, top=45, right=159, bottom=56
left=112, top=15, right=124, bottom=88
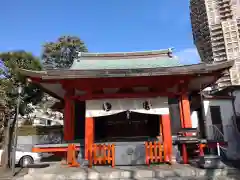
left=85, top=97, right=169, bottom=118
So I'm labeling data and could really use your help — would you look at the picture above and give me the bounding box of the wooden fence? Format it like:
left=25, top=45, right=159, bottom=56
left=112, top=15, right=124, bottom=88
left=88, top=144, right=115, bottom=167
left=145, top=141, right=171, bottom=165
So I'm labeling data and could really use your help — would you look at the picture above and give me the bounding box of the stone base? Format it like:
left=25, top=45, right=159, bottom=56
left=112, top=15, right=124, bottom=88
left=198, top=155, right=225, bottom=169
left=22, top=162, right=240, bottom=180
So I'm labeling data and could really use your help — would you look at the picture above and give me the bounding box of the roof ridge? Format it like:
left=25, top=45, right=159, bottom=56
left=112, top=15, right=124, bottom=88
left=77, top=48, right=174, bottom=58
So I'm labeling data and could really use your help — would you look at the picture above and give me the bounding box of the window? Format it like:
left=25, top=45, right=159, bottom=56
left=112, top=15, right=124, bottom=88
left=225, top=32, right=231, bottom=38
left=231, top=31, right=237, bottom=37
left=227, top=42, right=233, bottom=48
left=234, top=47, right=239, bottom=52
left=226, top=38, right=231, bottom=42
left=233, top=42, right=238, bottom=47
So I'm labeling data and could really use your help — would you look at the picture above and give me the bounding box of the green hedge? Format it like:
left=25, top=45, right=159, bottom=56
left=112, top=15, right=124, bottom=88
left=18, top=125, right=63, bottom=136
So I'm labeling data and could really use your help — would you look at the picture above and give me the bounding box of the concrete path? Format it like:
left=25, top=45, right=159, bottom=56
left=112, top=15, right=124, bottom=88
left=21, top=163, right=240, bottom=180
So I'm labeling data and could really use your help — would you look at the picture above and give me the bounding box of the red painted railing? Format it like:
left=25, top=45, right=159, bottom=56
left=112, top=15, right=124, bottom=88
left=88, top=144, right=115, bottom=167
left=145, top=141, right=171, bottom=165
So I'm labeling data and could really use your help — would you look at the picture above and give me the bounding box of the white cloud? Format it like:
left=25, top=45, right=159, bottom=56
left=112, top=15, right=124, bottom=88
left=175, top=48, right=200, bottom=65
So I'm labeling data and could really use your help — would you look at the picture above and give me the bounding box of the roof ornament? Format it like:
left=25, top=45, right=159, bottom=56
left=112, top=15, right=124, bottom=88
left=167, top=48, right=174, bottom=58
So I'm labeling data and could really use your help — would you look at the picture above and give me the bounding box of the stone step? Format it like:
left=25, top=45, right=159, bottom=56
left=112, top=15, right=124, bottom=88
left=25, top=167, right=240, bottom=180
left=21, top=174, right=240, bottom=180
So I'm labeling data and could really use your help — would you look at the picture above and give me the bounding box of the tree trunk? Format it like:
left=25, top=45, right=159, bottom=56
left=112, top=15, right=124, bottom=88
left=1, top=113, right=16, bottom=169
left=1, top=116, right=11, bottom=168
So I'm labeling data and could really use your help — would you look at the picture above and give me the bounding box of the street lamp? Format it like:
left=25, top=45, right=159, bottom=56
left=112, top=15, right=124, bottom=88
left=11, top=84, right=22, bottom=176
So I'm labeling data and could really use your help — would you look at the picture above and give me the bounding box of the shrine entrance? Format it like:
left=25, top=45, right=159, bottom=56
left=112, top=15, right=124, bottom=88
left=95, top=111, right=160, bottom=142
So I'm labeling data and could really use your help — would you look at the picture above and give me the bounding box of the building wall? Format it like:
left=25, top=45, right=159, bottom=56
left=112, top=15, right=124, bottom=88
left=202, top=98, right=240, bottom=159
left=190, top=0, right=240, bottom=88
left=191, top=111, right=199, bottom=129
left=232, top=89, right=240, bottom=113
left=218, top=89, right=240, bottom=131
left=203, top=99, right=233, bottom=140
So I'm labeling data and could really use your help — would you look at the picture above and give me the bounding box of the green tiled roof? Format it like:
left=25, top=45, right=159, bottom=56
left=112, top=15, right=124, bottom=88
left=70, top=57, right=183, bottom=70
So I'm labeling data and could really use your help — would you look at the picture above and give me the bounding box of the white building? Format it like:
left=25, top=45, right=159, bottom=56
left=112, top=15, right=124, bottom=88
left=19, top=103, right=63, bottom=127
left=191, top=86, right=240, bottom=159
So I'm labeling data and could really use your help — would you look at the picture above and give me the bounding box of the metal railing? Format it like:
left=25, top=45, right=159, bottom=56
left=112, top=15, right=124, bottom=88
left=206, top=124, right=240, bottom=160
left=206, top=124, right=224, bottom=141
left=193, top=123, right=240, bottom=142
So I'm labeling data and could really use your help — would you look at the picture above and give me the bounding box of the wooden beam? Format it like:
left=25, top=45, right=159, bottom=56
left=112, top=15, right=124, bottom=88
left=65, top=75, right=191, bottom=91
left=71, top=91, right=180, bottom=101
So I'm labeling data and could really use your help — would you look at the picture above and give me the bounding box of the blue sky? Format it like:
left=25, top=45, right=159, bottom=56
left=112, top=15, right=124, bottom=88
left=0, top=0, right=200, bottom=64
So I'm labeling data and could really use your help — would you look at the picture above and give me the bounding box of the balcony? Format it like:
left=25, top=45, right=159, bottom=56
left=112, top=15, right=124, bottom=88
left=218, top=3, right=231, bottom=9
left=219, top=9, right=231, bottom=16
left=219, top=8, right=232, bottom=15
left=213, top=51, right=226, bottom=56
left=211, top=41, right=225, bottom=47
left=211, top=24, right=222, bottom=31
left=218, top=81, right=232, bottom=88
left=220, top=13, right=233, bottom=20
left=213, top=46, right=226, bottom=53
left=218, top=0, right=230, bottom=6
left=220, top=76, right=231, bottom=82
left=211, top=36, right=224, bottom=41
left=213, top=52, right=227, bottom=59
left=214, top=58, right=227, bottom=63
left=211, top=31, right=223, bottom=37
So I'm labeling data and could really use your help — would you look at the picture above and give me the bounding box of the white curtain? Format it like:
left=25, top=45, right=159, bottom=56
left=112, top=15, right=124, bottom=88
left=85, top=97, right=169, bottom=118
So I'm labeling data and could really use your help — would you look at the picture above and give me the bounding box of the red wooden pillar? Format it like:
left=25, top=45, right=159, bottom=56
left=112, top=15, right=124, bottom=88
left=161, top=114, right=172, bottom=163
left=179, top=92, right=192, bottom=164
left=85, top=117, right=94, bottom=160
left=64, top=91, right=75, bottom=141
left=179, top=93, right=192, bottom=128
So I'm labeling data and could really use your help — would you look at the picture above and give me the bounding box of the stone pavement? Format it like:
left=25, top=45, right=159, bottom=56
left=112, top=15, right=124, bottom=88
left=21, top=162, right=240, bottom=180
left=0, top=167, right=28, bottom=180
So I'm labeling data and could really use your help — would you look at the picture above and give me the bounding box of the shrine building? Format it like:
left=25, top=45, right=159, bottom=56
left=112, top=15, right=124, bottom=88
left=19, top=49, right=233, bottom=165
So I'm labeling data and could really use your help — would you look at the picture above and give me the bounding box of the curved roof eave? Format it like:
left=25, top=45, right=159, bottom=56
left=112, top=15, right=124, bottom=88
left=18, top=60, right=234, bottom=80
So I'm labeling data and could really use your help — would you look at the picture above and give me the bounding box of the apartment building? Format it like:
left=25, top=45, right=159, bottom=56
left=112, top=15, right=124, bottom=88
left=190, top=0, right=240, bottom=89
